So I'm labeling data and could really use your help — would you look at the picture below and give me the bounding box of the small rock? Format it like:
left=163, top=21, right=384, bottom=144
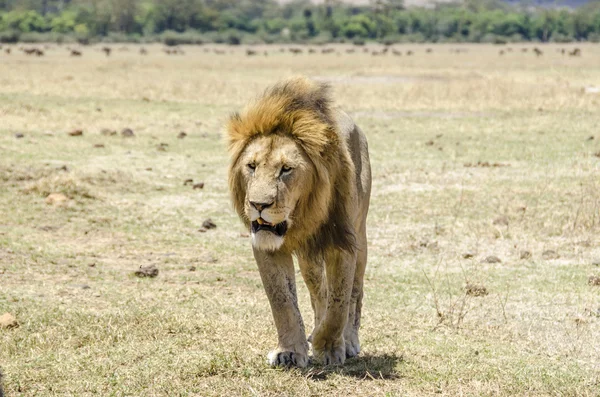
left=0, top=313, right=18, bottom=329
left=425, top=140, right=434, bottom=146
left=15, top=133, right=24, bottom=138
left=542, top=250, right=559, bottom=260
left=193, top=182, right=204, bottom=190
left=462, top=252, right=475, bottom=259
left=121, top=128, right=135, bottom=137
left=592, top=260, right=600, bottom=267
left=520, top=250, right=532, bottom=260
left=588, top=275, right=600, bottom=286
left=586, top=136, right=594, bottom=141
left=183, top=179, right=194, bottom=186
left=45, top=193, right=68, bottom=206
left=93, top=143, right=105, bottom=148
left=492, top=216, right=509, bottom=226
left=188, top=266, right=196, bottom=272
left=134, top=265, right=159, bottom=278
left=177, top=132, right=187, bottom=139
left=202, top=219, right=216, bottom=229
left=594, top=152, right=600, bottom=158
left=465, top=283, right=488, bottom=297
left=68, top=129, right=83, bottom=136
left=483, top=256, right=501, bottom=264
left=198, top=227, right=207, bottom=233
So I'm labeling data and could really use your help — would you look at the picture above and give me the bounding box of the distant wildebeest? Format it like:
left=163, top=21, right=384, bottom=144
left=308, top=48, right=316, bottom=54
left=392, top=49, right=402, bottom=56
left=71, top=49, right=82, bottom=56
left=213, top=49, right=225, bottom=55
left=246, top=49, right=258, bottom=56
left=406, top=50, right=413, bottom=56
left=533, top=47, right=543, bottom=56
left=289, top=48, right=303, bottom=54
left=426, top=48, right=433, bottom=53
left=499, top=50, right=504, bottom=55
left=140, top=47, right=148, bottom=55
left=164, top=47, right=184, bottom=55
left=521, top=48, right=528, bottom=53
left=346, top=48, right=355, bottom=54
left=569, top=48, right=581, bottom=57
left=102, top=47, right=111, bottom=56
left=4, top=48, right=10, bottom=55
left=321, top=48, right=335, bottom=54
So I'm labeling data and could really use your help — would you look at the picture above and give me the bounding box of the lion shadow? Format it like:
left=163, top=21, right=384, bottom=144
left=301, top=353, right=403, bottom=381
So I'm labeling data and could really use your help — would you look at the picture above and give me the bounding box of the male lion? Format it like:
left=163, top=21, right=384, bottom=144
left=226, top=77, right=371, bottom=367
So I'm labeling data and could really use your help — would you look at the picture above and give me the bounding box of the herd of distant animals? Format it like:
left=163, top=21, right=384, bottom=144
left=0, top=43, right=584, bottom=58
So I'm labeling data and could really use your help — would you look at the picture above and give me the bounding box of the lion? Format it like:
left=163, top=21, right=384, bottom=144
left=226, top=77, right=371, bottom=367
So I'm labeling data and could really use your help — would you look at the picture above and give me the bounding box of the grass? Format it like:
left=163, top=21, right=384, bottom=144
left=1, top=42, right=600, bottom=396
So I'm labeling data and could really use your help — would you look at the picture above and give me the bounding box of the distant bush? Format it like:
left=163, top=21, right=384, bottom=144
left=379, top=34, right=404, bottom=45
left=224, top=30, right=242, bottom=45
left=550, top=33, right=573, bottom=43
left=589, top=33, right=600, bottom=43
left=480, top=34, right=509, bottom=44
left=0, top=30, right=19, bottom=43
left=102, top=32, right=143, bottom=43
left=308, top=32, right=333, bottom=45
left=161, top=30, right=205, bottom=46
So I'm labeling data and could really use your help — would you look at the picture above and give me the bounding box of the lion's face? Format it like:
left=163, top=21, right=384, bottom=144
left=237, top=134, right=313, bottom=251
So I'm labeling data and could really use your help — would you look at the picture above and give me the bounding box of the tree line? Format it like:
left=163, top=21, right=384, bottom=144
left=1, top=0, right=600, bottom=44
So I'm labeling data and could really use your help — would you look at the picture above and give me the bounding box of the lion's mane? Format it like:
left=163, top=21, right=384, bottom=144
left=226, top=77, right=356, bottom=255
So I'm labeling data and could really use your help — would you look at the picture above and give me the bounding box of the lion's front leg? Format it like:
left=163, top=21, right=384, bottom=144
left=297, top=253, right=327, bottom=343
left=311, top=249, right=356, bottom=366
left=253, top=249, right=309, bottom=368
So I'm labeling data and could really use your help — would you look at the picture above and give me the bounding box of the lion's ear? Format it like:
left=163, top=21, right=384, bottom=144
left=228, top=161, right=248, bottom=222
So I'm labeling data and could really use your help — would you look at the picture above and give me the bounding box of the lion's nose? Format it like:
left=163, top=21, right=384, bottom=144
left=250, top=201, right=273, bottom=211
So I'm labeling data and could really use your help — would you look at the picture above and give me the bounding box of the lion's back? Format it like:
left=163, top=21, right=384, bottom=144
left=333, top=108, right=371, bottom=216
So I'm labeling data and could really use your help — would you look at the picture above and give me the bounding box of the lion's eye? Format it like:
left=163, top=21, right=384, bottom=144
left=247, top=163, right=256, bottom=171
left=280, top=165, right=292, bottom=176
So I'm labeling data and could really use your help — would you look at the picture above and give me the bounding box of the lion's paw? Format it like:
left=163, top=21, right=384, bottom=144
left=314, top=343, right=346, bottom=366
left=345, top=335, right=361, bottom=359
left=267, top=349, right=309, bottom=368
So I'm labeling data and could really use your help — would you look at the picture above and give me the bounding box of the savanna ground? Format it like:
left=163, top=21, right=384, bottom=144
left=1, top=42, right=600, bottom=396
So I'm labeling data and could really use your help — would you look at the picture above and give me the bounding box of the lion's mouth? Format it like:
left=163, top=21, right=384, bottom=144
left=251, top=218, right=288, bottom=236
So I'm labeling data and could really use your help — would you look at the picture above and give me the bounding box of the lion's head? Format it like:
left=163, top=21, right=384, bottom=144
left=226, top=77, right=356, bottom=253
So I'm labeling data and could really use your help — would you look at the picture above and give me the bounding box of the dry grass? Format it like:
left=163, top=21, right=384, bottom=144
left=1, top=43, right=600, bottom=396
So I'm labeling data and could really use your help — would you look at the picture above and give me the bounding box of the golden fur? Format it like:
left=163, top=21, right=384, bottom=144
left=226, top=76, right=371, bottom=367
